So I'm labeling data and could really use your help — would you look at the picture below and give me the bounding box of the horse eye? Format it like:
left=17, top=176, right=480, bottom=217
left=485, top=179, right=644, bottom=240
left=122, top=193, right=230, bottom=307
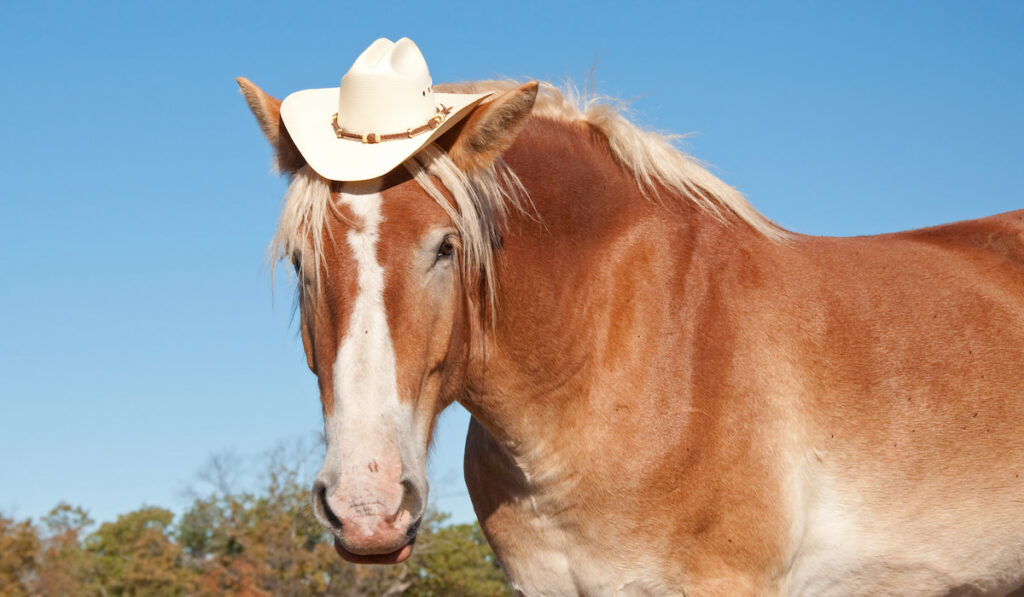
left=437, top=238, right=455, bottom=259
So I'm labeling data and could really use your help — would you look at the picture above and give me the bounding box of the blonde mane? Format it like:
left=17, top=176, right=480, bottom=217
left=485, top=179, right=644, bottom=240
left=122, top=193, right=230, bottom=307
left=437, top=80, right=788, bottom=241
left=270, top=81, right=787, bottom=301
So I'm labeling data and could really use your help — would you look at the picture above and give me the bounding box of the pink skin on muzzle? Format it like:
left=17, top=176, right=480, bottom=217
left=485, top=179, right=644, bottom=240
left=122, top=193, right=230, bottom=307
left=314, top=455, right=423, bottom=564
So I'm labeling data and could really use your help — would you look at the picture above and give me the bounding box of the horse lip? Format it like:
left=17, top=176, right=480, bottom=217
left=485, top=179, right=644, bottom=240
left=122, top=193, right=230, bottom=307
left=332, top=518, right=420, bottom=564
left=333, top=537, right=414, bottom=564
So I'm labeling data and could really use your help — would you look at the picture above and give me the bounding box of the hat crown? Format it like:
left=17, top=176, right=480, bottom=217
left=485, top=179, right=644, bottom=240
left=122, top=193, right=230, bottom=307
left=337, top=38, right=436, bottom=135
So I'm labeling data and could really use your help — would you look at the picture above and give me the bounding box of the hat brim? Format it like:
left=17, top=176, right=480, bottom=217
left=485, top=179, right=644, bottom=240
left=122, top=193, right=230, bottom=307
left=280, top=89, right=492, bottom=182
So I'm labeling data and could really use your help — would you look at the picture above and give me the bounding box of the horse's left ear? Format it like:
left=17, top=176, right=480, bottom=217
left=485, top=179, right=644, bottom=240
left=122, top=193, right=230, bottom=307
left=445, top=81, right=539, bottom=173
left=236, top=77, right=305, bottom=174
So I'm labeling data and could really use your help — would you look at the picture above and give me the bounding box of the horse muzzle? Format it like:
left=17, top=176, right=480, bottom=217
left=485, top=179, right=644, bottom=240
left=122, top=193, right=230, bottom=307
left=312, top=476, right=425, bottom=564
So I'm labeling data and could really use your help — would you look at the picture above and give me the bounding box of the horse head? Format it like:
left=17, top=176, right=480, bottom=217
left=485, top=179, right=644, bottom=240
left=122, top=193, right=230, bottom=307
left=238, top=78, right=536, bottom=563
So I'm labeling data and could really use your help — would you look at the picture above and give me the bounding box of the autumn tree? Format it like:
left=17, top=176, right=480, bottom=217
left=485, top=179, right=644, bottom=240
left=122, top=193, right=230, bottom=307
left=0, top=513, right=40, bottom=597
left=86, top=506, right=193, bottom=596
left=33, top=502, right=96, bottom=595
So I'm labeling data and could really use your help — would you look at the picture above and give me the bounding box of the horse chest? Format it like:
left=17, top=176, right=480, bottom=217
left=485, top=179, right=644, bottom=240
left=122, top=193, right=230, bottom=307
left=493, top=505, right=680, bottom=597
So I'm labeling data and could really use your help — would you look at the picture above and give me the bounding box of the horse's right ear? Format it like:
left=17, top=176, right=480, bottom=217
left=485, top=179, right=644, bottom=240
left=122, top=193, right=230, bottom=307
left=445, top=81, right=539, bottom=174
left=236, top=77, right=305, bottom=174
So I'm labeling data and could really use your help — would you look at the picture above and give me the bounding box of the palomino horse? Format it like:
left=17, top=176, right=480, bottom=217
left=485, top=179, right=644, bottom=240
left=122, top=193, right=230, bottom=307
left=239, top=77, right=1024, bottom=595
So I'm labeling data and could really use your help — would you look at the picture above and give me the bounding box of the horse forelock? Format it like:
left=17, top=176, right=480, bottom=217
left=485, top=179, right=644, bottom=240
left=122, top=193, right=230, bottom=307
left=269, top=148, right=527, bottom=318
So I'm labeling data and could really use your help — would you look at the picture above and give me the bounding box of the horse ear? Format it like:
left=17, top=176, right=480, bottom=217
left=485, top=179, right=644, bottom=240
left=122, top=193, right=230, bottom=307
left=446, top=81, right=539, bottom=173
left=236, top=77, right=305, bottom=174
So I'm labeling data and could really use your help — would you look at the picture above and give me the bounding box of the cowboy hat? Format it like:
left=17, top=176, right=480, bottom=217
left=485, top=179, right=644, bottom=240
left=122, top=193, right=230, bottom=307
left=280, top=37, right=491, bottom=182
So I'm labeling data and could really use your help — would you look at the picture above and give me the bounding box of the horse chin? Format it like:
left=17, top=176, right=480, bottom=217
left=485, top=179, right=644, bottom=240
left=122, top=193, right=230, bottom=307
left=333, top=538, right=413, bottom=565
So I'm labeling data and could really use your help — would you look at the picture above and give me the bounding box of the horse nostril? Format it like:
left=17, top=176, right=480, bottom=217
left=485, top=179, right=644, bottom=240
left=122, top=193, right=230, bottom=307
left=312, top=480, right=343, bottom=533
left=399, top=478, right=424, bottom=520
left=405, top=516, right=422, bottom=543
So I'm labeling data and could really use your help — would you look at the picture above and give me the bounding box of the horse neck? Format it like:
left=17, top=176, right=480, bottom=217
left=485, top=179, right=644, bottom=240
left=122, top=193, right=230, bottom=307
left=461, top=116, right=774, bottom=465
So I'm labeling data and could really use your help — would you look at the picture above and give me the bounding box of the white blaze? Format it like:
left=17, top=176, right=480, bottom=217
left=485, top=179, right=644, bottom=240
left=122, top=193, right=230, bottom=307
left=319, top=183, right=423, bottom=524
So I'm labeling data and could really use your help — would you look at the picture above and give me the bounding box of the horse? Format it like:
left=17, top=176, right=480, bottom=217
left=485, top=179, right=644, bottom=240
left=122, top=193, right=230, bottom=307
left=238, top=77, right=1024, bottom=596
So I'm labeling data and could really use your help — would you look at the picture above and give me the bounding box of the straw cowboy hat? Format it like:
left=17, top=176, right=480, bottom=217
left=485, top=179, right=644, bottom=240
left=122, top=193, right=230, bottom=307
left=280, top=37, right=491, bottom=181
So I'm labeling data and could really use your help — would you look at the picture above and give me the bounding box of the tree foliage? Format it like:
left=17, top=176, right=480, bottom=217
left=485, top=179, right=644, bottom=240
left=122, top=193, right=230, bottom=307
left=35, top=503, right=96, bottom=595
left=0, top=514, right=40, bottom=597
left=0, top=452, right=511, bottom=596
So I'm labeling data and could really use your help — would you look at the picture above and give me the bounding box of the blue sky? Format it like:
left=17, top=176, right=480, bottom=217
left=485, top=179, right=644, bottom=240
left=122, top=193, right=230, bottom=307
left=1, top=2, right=1022, bottom=528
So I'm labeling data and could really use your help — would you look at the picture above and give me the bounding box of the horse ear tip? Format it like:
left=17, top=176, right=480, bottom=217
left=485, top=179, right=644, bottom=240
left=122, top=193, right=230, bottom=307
left=511, top=81, right=539, bottom=109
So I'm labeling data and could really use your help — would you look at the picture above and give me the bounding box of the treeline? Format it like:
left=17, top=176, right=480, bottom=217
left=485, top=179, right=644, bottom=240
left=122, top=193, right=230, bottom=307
left=0, top=449, right=511, bottom=596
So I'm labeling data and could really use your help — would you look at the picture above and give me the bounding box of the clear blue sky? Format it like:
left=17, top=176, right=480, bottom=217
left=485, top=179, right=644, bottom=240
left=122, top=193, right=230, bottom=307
left=2, top=2, right=1022, bottom=528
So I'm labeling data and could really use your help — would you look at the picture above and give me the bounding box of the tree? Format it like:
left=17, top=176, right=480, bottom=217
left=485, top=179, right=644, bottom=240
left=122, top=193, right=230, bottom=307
left=34, top=503, right=96, bottom=595
left=87, top=507, right=193, bottom=596
left=0, top=513, right=40, bottom=597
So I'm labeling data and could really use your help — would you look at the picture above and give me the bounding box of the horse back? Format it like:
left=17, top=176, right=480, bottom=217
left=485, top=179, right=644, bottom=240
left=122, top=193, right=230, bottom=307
left=897, top=208, right=1024, bottom=268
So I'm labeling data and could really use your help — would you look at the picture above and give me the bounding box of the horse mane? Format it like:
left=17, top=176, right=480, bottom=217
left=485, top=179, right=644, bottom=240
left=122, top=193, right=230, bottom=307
left=270, top=80, right=788, bottom=299
left=436, top=80, right=790, bottom=242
